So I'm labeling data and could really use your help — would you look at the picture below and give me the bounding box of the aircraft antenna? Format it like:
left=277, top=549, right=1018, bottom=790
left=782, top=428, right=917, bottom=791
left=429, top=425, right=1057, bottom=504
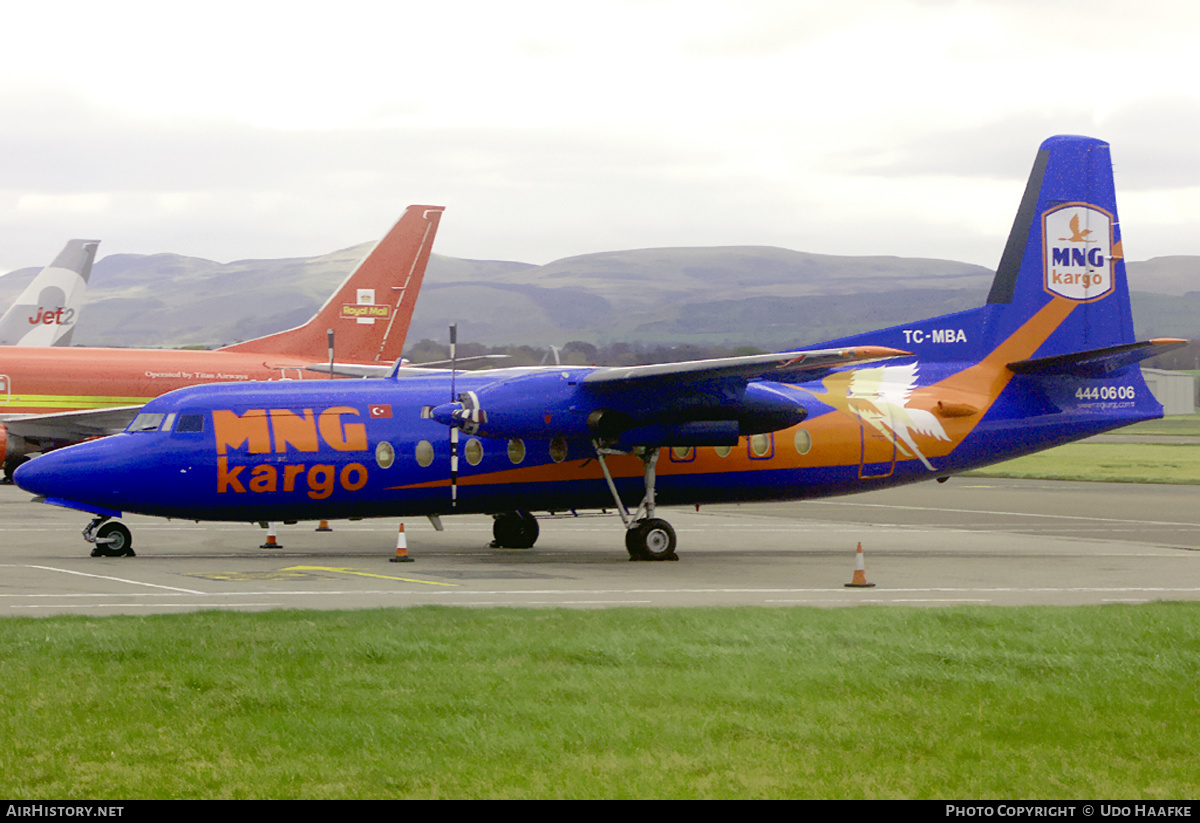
left=327, top=328, right=334, bottom=378
left=449, top=323, right=458, bottom=509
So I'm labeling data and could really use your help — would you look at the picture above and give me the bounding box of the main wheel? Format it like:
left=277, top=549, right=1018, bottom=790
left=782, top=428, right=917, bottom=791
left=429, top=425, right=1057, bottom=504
left=625, top=518, right=677, bottom=561
left=491, top=511, right=540, bottom=549
left=3, top=455, right=28, bottom=484
left=92, top=521, right=135, bottom=558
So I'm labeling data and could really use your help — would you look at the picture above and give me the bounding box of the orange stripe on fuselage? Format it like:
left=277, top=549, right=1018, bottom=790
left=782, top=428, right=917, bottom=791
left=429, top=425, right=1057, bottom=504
left=911, top=296, right=1077, bottom=453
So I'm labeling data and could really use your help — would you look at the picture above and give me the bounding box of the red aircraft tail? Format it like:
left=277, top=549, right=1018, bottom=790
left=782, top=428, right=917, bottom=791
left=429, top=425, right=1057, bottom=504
left=220, top=205, right=444, bottom=362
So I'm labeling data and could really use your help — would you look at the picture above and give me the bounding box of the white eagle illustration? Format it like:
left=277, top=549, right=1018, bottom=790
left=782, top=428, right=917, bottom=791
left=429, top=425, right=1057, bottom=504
left=845, top=363, right=950, bottom=471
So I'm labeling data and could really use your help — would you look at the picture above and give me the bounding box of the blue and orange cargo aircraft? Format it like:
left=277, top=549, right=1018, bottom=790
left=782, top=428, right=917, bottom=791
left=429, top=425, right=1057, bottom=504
left=0, top=205, right=443, bottom=477
left=14, top=136, right=1186, bottom=559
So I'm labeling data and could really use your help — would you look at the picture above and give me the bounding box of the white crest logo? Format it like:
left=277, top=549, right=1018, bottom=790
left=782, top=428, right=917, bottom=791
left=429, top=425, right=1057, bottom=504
left=846, top=363, right=950, bottom=471
left=1043, top=204, right=1114, bottom=302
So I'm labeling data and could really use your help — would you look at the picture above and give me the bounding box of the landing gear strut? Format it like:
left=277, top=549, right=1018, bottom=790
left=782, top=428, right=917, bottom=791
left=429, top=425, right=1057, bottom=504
left=491, top=510, right=540, bottom=549
left=595, top=442, right=678, bottom=561
left=84, top=517, right=135, bottom=558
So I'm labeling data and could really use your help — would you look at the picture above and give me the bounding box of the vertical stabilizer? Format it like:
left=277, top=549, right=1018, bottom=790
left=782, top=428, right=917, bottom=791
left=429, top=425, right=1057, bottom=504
left=0, top=239, right=99, bottom=346
left=220, top=205, right=444, bottom=361
left=984, top=135, right=1135, bottom=357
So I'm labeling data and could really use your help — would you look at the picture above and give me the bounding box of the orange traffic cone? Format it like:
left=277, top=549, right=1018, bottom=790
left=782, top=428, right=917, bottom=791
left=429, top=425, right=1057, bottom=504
left=844, top=542, right=875, bottom=588
left=389, top=523, right=413, bottom=563
left=260, top=522, right=282, bottom=549
left=315, top=520, right=332, bottom=532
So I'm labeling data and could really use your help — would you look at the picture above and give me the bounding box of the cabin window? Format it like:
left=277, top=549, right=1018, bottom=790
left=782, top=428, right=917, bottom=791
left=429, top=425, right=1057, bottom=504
left=465, top=438, right=484, bottom=466
left=507, top=439, right=526, bottom=465
left=713, top=445, right=732, bottom=458
left=549, top=437, right=568, bottom=463
left=793, top=429, right=812, bottom=455
left=376, top=441, right=395, bottom=469
left=670, top=446, right=695, bottom=462
left=749, top=433, right=773, bottom=459
left=415, top=440, right=435, bottom=468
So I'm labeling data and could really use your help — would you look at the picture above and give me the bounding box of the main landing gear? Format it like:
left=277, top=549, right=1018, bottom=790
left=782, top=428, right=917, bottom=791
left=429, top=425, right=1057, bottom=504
left=596, top=442, right=677, bottom=561
left=487, top=444, right=678, bottom=561
left=84, top=516, right=135, bottom=558
left=491, top=510, right=540, bottom=549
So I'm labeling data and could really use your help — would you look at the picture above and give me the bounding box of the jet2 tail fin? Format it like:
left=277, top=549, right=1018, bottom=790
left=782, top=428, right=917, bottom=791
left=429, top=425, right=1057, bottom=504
left=0, top=239, right=99, bottom=347
left=220, top=205, right=444, bottom=362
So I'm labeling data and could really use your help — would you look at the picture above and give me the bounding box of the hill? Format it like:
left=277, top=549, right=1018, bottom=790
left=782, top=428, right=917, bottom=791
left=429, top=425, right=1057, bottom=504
left=1, top=244, right=1196, bottom=352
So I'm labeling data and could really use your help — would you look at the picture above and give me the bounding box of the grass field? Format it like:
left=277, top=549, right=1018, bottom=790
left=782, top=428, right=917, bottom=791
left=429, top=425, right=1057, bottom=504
left=966, top=442, right=1200, bottom=484
left=3, top=605, right=1199, bottom=799
left=967, top=415, right=1200, bottom=483
left=1121, top=413, right=1200, bottom=437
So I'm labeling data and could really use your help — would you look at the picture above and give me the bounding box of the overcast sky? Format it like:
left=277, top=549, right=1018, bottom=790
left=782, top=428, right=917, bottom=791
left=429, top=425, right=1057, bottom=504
left=4, top=0, right=1200, bottom=275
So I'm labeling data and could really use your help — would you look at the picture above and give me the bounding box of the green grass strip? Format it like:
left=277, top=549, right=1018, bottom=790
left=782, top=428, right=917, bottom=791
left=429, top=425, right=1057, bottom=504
left=966, top=443, right=1200, bottom=484
left=1122, top=414, right=1200, bottom=437
left=3, top=605, right=1199, bottom=799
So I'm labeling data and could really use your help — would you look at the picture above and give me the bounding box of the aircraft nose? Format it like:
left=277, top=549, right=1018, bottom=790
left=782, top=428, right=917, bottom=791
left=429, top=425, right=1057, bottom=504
left=12, top=438, right=125, bottom=504
left=12, top=451, right=59, bottom=497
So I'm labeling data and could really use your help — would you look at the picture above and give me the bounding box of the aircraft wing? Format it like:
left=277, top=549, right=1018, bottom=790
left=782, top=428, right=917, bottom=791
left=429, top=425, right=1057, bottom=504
left=582, top=345, right=912, bottom=387
left=304, top=362, right=394, bottom=378
left=433, top=345, right=911, bottom=447
left=305, top=354, right=511, bottom=379
left=0, top=405, right=141, bottom=449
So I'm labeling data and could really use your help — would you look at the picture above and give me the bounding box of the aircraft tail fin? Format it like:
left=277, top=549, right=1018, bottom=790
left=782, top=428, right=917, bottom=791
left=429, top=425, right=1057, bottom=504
left=981, top=134, right=1138, bottom=357
left=823, top=136, right=1148, bottom=366
left=0, top=239, right=99, bottom=346
left=220, top=205, right=443, bottom=361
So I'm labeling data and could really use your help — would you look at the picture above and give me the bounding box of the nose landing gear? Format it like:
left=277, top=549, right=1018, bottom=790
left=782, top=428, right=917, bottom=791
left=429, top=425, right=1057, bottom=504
left=84, top=517, right=135, bottom=557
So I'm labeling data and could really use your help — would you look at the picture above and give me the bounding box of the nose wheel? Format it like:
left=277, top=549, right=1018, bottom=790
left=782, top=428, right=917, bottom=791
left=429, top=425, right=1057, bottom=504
left=84, top=517, right=135, bottom=557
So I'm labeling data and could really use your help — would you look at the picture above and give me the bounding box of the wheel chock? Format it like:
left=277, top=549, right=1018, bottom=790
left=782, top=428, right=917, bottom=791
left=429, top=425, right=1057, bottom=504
left=844, top=542, right=875, bottom=588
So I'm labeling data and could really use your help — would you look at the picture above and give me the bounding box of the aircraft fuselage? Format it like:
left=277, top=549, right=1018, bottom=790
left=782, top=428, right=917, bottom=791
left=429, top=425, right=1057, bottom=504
left=20, top=359, right=1161, bottom=525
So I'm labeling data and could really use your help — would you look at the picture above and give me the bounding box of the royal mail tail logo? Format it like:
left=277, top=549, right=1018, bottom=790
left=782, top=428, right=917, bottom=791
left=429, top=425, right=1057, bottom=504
left=341, top=304, right=392, bottom=320
left=1043, top=203, right=1115, bottom=302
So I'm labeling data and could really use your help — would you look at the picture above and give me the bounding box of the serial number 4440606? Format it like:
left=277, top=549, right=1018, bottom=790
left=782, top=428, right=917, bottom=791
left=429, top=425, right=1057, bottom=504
left=1076, top=385, right=1136, bottom=400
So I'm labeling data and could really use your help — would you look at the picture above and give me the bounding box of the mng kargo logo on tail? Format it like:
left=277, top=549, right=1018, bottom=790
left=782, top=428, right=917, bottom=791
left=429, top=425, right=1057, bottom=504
left=1043, top=203, right=1115, bottom=302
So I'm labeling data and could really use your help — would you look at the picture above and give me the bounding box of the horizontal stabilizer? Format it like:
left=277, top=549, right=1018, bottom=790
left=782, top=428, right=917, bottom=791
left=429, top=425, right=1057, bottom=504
left=1007, top=338, right=1187, bottom=377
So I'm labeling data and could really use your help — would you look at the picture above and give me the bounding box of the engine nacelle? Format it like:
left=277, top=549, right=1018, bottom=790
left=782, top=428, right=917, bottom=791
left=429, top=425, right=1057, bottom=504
left=429, top=370, right=595, bottom=440
left=426, top=369, right=812, bottom=446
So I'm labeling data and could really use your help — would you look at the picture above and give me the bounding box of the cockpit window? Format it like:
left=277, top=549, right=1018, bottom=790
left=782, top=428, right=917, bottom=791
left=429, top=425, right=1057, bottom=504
left=128, top=413, right=166, bottom=432
left=175, top=414, right=205, bottom=433
left=127, top=412, right=178, bottom=433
